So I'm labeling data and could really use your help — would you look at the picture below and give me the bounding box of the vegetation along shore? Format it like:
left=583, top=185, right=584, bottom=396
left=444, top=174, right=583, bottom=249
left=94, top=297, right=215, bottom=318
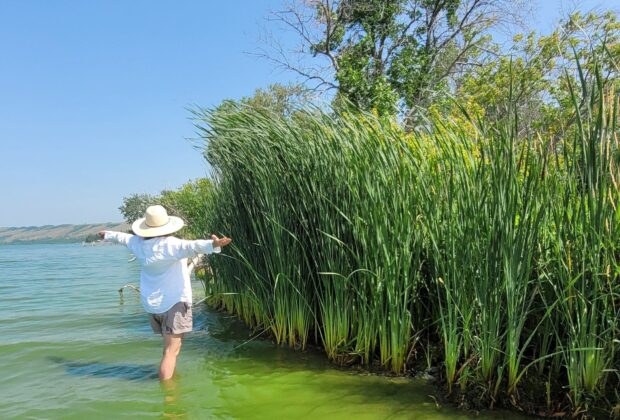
left=123, top=71, right=619, bottom=418
left=119, top=5, right=620, bottom=418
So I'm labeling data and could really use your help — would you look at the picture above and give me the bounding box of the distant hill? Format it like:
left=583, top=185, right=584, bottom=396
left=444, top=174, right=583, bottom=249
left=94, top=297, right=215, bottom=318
left=0, top=223, right=130, bottom=244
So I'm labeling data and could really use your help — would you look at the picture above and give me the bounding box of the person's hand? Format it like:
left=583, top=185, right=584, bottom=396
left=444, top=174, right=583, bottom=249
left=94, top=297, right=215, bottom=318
left=97, top=231, right=105, bottom=240
left=211, top=234, right=232, bottom=248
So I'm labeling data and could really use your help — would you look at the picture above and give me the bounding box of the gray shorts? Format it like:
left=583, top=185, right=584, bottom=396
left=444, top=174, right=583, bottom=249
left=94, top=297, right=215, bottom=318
left=149, top=302, right=193, bottom=335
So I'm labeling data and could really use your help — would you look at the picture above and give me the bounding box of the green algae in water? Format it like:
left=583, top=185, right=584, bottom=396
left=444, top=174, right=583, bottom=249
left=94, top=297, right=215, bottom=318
left=0, top=244, right=524, bottom=419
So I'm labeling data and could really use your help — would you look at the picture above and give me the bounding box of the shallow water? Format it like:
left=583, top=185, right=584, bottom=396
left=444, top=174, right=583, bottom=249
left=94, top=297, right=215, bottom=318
left=0, top=243, right=522, bottom=419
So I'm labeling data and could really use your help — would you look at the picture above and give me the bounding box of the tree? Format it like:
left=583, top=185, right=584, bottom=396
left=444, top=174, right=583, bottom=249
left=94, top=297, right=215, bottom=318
left=449, top=11, right=619, bottom=139
left=265, top=0, right=523, bottom=125
left=240, top=83, right=315, bottom=116
left=160, top=178, right=215, bottom=239
left=119, top=180, right=216, bottom=239
left=202, top=83, right=315, bottom=126
left=118, top=193, right=159, bottom=225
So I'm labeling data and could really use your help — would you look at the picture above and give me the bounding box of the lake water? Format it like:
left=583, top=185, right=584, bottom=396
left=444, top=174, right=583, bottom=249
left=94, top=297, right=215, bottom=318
left=0, top=243, right=520, bottom=419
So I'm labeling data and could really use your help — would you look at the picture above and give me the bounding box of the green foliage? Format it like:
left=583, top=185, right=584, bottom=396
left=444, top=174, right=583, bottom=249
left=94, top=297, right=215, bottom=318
left=191, top=62, right=620, bottom=415
left=118, top=193, right=158, bottom=225
left=125, top=6, right=620, bottom=416
left=119, top=179, right=215, bottom=238
left=450, top=11, right=620, bottom=138
left=282, top=2, right=620, bottom=135
left=213, top=83, right=314, bottom=118
left=160, top=178, right=215, bottom=239
left=239, top=83, right=313, bottom=116
left=292, top=0, right=497, bottom=120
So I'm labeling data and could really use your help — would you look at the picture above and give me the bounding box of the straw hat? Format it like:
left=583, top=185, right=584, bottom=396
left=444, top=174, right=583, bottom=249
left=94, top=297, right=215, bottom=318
left=132, top=205, right=184, bottom=238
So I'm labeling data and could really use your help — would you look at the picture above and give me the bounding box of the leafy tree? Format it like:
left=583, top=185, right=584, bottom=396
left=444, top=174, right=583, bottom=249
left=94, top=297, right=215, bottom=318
left=240, top=83, right=314, bottom=116
left=160, top=178, right=215, bottom=239
left=118, top=193, right=159, bottom=225
left=268, top=0, right=518, bottom=124
left=201, top=83, right=315, bottom=131
left=448, top=11, right=619, bottom=139
left=120, top=180, right=217, bottom=239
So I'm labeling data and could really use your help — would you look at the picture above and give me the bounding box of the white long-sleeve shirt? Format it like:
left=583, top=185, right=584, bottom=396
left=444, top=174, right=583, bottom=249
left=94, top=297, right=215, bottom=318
left=104, top=231, right=221, bottom=313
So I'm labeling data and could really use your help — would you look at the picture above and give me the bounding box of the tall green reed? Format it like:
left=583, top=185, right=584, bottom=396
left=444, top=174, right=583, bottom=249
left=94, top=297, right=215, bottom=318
left=187, top=66, right=619, bottom=414
left=541, top=66, right=619, bottom=412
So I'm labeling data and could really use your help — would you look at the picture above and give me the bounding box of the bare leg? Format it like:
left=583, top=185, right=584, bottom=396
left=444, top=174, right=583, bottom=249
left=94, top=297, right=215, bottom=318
left=160, top=333, right=183, bottom=381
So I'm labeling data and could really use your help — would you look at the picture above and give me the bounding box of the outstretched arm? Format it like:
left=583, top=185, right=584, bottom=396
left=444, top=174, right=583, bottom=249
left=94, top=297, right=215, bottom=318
left=98, top=231, right=134, bottom=247
left=167, top=234, right=232, bottom=259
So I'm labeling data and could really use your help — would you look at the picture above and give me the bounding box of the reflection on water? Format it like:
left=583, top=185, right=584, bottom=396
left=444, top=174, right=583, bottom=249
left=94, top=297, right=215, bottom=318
left=0, top=243, right=524, bottom=419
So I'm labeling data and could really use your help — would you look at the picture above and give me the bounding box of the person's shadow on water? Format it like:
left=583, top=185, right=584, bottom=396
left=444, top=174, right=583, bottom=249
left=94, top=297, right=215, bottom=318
left=48, top=356, right=188, bottom=418
left=47, top=356, right=159, bottom=381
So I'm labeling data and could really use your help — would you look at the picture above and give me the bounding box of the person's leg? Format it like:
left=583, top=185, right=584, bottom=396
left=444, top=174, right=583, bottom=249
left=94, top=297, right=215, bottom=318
left=159, top=333, right=184, bottom=381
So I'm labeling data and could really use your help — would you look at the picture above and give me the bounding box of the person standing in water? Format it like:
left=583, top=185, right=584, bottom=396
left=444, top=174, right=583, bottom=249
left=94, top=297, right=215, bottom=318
left=98, top=205, right=231, bottom=381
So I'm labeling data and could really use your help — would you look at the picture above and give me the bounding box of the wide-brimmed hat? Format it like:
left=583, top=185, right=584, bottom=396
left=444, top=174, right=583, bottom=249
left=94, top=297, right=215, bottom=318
left=132, top=205, right=184, bottom=238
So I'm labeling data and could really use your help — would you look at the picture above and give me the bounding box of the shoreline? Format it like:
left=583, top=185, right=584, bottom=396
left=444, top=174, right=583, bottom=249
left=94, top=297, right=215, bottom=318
left=0, top=222, right=129, bottom=245
left=203, top=301, right=565, bottom=419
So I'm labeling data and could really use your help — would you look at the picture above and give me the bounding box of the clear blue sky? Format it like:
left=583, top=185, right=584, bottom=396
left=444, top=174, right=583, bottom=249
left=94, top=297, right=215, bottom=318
left=0, top=0, right=613, bottom=227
